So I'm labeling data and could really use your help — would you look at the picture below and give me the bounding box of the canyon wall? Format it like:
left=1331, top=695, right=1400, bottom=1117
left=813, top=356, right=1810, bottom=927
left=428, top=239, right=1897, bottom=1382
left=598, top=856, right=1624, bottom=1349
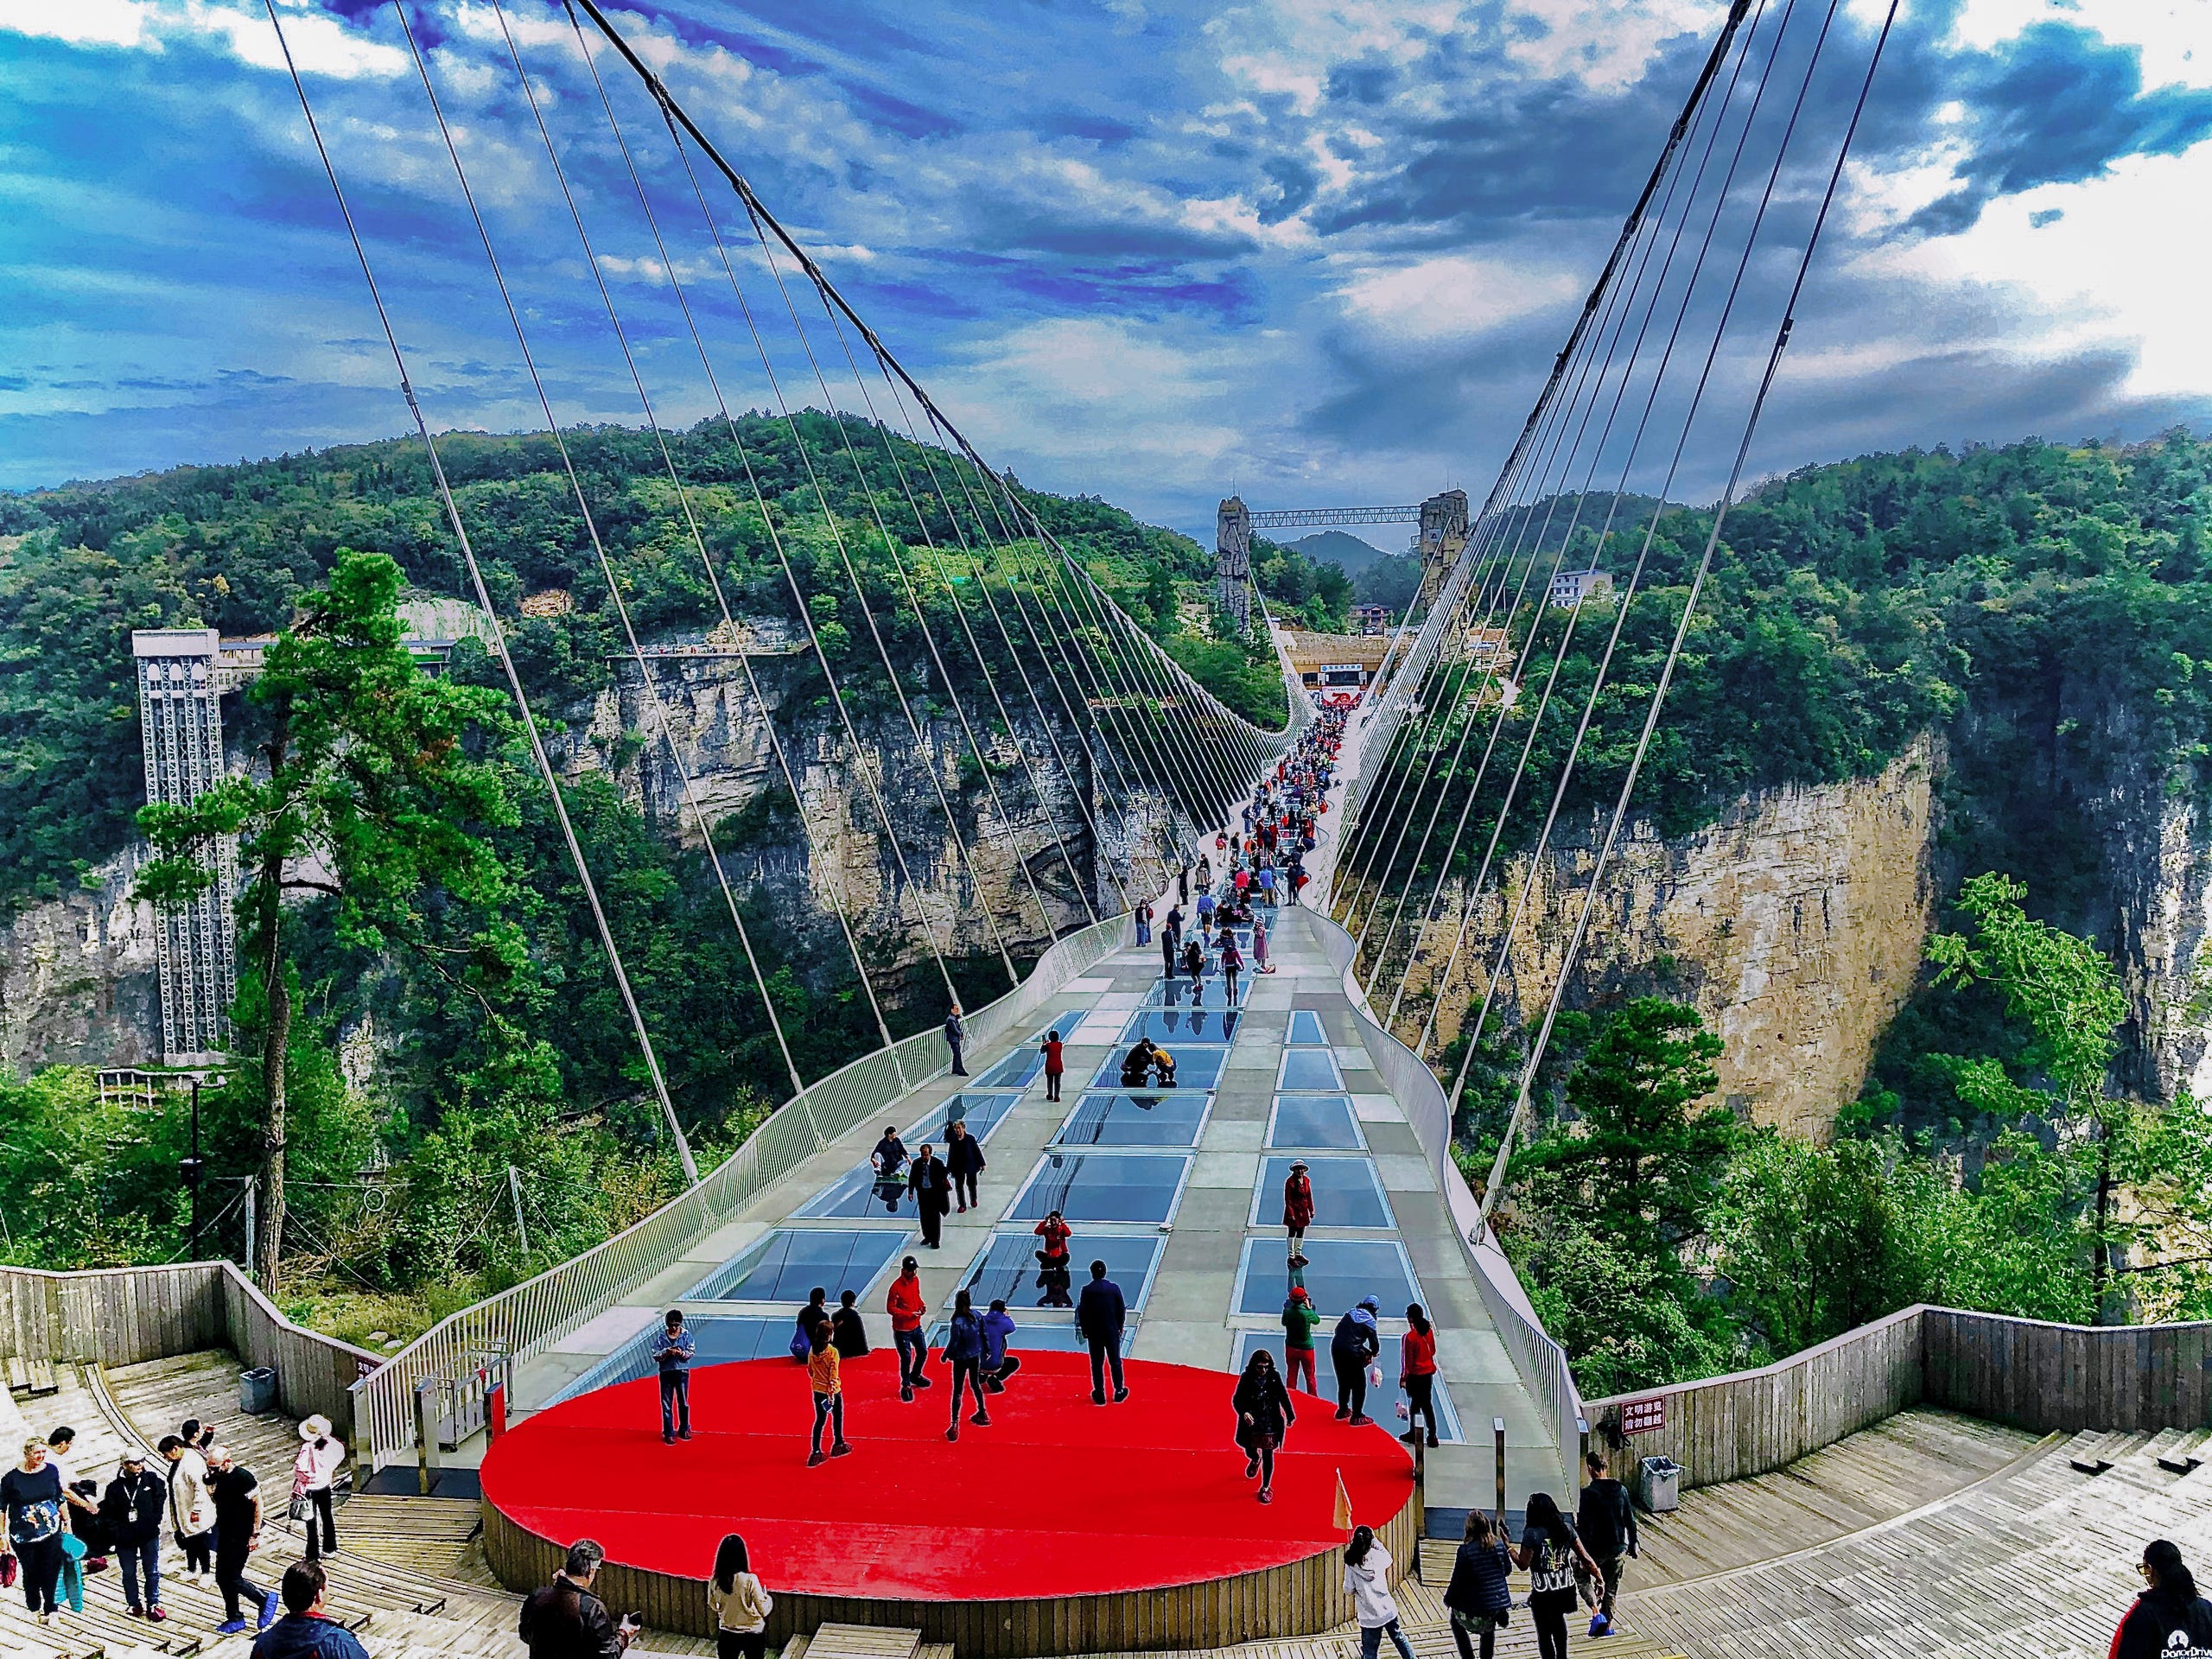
left=1387, top=738, right=1943, bottom=1137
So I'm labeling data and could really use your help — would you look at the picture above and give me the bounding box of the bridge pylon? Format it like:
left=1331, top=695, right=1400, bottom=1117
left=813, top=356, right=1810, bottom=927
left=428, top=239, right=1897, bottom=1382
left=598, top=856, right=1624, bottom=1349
left=1216, top=495, right=1253, bottom=634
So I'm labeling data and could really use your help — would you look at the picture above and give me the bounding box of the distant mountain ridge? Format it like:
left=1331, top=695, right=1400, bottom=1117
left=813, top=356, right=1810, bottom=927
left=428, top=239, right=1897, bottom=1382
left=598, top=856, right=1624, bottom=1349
left=1282, top=529, right=1392, bottom=572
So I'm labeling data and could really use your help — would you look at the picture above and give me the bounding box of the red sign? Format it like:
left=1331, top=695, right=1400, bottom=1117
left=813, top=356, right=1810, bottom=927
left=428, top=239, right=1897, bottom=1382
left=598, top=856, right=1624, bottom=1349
left=1619, top=1396, right=1666, bottom=1436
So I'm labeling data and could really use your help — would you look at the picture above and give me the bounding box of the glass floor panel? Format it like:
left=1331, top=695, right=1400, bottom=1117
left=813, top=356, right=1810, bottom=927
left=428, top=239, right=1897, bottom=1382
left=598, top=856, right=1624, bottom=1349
left=1253, top=1155, right=1394, bottom=1230
left=1234, top=1236, right=1420, bottom=1318
left=978, top=1047, right=1044, bottom=1087
left=795, top=1091, right=1023, bottom=1219
left=1090, top=1046, right=1228, bottom=1090
left=688, top=1228, right=910, bottom=1304
left=1267, top=1095, right=1365, bottom=1149
left=1144, top=977, right=1228, bottom=1007
left=1007, top=1150, right=1192, bottom=1224
left=1279, top=1048, right=1344, bottom=1090
left=557, top=1314, right=791, bottom=1402
left=1054, top=1091, right=1211, bottom=1147
left=1230, top=1329, right=1461, bottom=1440
left=1287, top=1010, right=1331, bottom=1046
left=1119, top=1008, right=1243, bottom=1046
left=961, top=1230, right=1165, bottom=1311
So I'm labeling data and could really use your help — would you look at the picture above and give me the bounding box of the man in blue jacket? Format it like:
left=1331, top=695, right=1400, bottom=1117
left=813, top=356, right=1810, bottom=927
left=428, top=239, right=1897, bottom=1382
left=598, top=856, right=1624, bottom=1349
left=1076, top=1260, right=1129, bottom=1405
left=252, top=1561, right=369, bottom=1659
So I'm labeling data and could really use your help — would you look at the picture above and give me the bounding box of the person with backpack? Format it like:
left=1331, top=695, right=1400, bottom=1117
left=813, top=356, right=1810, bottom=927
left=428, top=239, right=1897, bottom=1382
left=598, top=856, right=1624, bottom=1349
left=1574, top=1450, right=1637, bottom=1635
left=2116, top=1541, right=2212, bottom=1658
left=1281, top=1286, right=1321, bottom=1394
left=1220, top=934, right=1243, bottom=1005
left=1342, top=1525, right=1415, bottom=1659
left=1332, top=1296, right=1381, bottom=1425
left=1514, top=1491, right=1604, bottom=1659
left=1442, top=1510, right=1513, bottom=1659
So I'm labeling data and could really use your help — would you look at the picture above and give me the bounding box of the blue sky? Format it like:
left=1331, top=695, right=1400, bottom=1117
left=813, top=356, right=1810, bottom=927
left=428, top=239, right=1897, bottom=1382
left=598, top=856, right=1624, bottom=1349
left=2, top=0, right=2208, bottom=543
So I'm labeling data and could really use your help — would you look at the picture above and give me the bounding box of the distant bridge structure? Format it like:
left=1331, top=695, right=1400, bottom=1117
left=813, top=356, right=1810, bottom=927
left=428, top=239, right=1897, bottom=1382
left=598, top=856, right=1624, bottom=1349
left=1218, top=490, right=1471, bottom=628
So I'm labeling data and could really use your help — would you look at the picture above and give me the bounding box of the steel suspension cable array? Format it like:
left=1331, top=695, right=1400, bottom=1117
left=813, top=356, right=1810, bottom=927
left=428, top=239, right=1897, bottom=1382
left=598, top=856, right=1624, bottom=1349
left=1379, top=0, right=1777, bottom=1043
left=1472, top=0, right=1899, bottom=1219
left=257, top=0, right=699, bottom=1181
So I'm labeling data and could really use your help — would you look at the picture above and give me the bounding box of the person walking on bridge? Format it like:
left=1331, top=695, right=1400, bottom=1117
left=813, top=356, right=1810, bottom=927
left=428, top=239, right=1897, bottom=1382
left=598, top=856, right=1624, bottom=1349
left=1281, top=1286, right=1320, bottom=1394
left=946, top=1120, right=985, bottom=1214
left=1232, top=1347, right=1294, bottom=1505
left=1039, top=1028, right=1065, bottom=1102
left=1574, top=1449, right=1637, bottom=1635
left=944, top=1004, right=967, bottom=1077
left=943, top=1289, right=990, bottom=1439
left=805, top=1326, right=852, bottom=1467
left=887, top=1256, right=930, bottom=1402
left=1332, top=1297, right=1381, bottom=1426
left=1077, top=1260, right=1129, bottom=1405
left=1282, top=1160, right=1314, bottom=1268
left=909, top=1143, right=952, bottom=1249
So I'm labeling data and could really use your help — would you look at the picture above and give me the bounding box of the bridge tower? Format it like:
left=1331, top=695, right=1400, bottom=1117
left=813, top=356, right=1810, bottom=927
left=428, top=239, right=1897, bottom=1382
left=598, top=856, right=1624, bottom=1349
left=1215, top=495, right=1253, bottom=634
left=1415, top=489, right=1470, bottom=621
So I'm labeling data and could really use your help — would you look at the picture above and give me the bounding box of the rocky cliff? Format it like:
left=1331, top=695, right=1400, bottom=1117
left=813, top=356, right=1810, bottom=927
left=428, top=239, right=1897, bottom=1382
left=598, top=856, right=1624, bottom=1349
left=0, top=851, right=161, bottom=1077
left=1385, top=739, right=1944, bottom=1138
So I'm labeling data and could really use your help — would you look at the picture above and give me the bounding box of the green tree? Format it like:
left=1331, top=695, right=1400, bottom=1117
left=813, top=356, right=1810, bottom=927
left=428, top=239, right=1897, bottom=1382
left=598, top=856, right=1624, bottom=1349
left=132, top=550, right=518, bottom=1285
left=1926, top=873, right=2131, bottom=1309
left=1515, top=998, right=1738, bottom=1257
left=1517, top=1228, right=1729, bottom=1397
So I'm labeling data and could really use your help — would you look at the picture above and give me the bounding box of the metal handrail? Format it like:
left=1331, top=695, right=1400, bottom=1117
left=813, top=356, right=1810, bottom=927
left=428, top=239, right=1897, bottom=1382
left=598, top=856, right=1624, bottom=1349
left=1302, top=904, right=1582, bottom=1495
left=351, top=905, right=1133, bottom=1468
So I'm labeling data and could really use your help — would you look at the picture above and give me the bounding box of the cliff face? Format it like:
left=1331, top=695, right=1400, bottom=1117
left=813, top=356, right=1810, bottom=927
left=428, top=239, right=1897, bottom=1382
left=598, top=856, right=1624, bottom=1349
left=1393, top=739, right=1942, bottom=1138
left=564, top=652, right=1104, bottom=988
left=0, top=851, right=161, bottom=1077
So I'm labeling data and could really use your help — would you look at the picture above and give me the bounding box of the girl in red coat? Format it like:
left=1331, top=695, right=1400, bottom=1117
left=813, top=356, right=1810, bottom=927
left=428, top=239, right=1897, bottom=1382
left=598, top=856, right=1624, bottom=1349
left=1283, top=1160, right=1314, bottom=1268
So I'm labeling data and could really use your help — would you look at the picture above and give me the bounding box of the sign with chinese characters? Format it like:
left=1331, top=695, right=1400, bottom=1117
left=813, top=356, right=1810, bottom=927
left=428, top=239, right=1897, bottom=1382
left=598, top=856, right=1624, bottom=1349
left=1619, top=1395, right=1667, bottom=1436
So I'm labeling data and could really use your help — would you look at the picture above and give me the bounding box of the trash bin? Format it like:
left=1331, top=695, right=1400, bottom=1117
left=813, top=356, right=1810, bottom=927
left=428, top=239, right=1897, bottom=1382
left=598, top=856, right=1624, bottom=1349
left=238, top=1366, right=277, bottom=1415
left=1637, top=1454, right=1681, bottom=1514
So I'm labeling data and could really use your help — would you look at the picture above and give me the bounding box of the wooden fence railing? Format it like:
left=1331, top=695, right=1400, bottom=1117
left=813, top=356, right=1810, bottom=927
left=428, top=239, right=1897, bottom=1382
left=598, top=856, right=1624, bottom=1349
left=1582, top=1303, right=2212, bottom=1491
left=0, top=1261, right=379, bottom=1440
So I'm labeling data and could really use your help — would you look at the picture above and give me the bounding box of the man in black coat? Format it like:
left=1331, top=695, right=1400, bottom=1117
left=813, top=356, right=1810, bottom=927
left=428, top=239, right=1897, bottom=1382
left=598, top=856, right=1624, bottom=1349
left=944, top=1120, right=986, bottom=1213
left=944, top=1005, right=967, bottom=1076
left=100, top=1447, right=168, bottom=1619
left=519, top=1540, right=630, bottom=1659
left=1076, top=1259, right=1129, bottom=1405
left=908, top=1143, right=953, bottom=1249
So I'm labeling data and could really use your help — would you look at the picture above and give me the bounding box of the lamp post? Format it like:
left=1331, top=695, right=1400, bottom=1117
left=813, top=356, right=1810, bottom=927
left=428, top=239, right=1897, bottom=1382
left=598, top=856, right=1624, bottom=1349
left=180, top=1077, right=206, bottom=1262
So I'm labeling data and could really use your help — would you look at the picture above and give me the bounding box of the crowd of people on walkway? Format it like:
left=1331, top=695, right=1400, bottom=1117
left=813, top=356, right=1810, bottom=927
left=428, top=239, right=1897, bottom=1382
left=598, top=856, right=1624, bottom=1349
left=3, top=1409, right=356, bottom=1649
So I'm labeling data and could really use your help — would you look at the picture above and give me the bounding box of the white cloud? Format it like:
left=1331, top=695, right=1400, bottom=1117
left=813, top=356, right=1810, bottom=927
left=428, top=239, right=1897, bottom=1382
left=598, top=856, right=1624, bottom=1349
left=1948, top=0, right=2212, bottom=89
left=1338, top=254, right=1582, bottom=348
left=0, top=0, right=160, bottom=49
left=0, top=0, right=405, bottom=78
left=1874, top=135, right=2212, bottom=401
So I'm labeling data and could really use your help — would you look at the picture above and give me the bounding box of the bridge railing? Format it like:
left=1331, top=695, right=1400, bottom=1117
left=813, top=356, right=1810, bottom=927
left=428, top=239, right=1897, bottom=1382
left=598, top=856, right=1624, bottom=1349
left=1303, top=905, right=1581, bottom=1496
left=350, top=905, right=1133, bottom=1470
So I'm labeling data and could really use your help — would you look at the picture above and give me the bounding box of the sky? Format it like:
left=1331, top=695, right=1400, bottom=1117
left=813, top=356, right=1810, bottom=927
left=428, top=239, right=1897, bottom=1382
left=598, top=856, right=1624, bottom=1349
left=1, top=0, right=2209, bottom=543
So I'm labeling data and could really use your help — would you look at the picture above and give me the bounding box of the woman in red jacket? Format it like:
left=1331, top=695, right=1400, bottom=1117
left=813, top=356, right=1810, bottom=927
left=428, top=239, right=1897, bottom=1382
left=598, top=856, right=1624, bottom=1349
left=1282, top=1161, right=1314, bottom=1268
left=1400, top=1302, right=1440, bottom=1448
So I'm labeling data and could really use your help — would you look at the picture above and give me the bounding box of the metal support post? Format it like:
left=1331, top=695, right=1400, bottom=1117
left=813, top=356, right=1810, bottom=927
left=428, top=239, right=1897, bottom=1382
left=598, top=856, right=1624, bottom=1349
left=1494, top=1415, right=1509, bottom=1529
left=414, top=1376, right=444, bottom=1497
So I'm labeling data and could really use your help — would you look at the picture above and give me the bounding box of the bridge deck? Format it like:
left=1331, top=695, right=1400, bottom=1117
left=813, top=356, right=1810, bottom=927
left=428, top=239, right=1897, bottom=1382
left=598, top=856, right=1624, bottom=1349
left=509, top=901, right=1559, bottom=1514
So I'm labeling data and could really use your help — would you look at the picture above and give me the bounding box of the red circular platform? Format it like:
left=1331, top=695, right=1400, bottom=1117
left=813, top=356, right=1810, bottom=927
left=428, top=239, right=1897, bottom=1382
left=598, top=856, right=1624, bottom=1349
left=482, top=1350, right=1414, bottom=1601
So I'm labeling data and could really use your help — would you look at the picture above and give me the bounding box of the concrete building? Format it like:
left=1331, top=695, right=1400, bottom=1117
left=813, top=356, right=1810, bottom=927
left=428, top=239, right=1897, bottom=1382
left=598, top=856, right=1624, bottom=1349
left=1548, top=567, right=1614, bottom=607
left=131, top=629, right=238, bottom=1065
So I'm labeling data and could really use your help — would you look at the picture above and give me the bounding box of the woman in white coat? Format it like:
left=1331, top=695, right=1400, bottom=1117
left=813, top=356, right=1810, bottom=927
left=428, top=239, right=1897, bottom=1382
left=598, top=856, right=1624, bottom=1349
left=291, top=1414, right=345, bottom=1560
left=1344, top=1525, right=1416, bottom=1659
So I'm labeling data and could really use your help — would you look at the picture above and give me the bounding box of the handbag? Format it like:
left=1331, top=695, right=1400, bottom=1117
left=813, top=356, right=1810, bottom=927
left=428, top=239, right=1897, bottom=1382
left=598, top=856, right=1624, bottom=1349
left=288, top=1493, right=309, bottom=1522
left=788, top=1326, right=811, bottom=1361
left=1, top=1549, right=16, bottom=1589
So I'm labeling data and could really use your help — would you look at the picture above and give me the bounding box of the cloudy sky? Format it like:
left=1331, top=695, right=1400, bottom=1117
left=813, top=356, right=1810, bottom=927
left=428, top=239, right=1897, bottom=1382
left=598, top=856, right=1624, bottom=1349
left=1, top=0, right=2207, bottom=541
